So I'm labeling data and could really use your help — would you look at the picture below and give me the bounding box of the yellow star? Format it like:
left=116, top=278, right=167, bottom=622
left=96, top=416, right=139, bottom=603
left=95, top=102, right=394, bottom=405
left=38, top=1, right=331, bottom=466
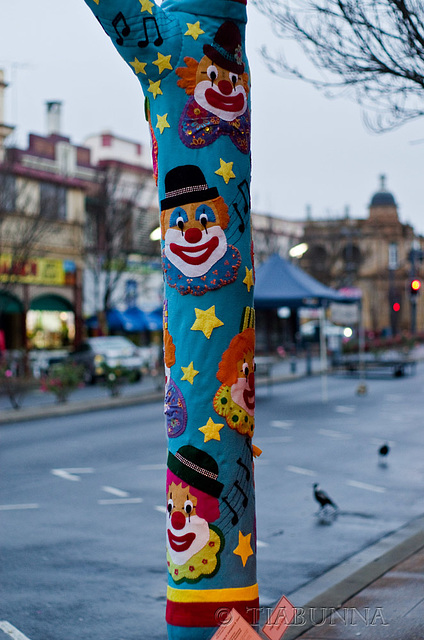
left=243, top=267, right=254, bottom=292
left=181, top=361, right=199, bottom=385
left=191, top=306, right=224, bottom=339
left=185, top=21, right=205, bottom=40
left=153, top=52, right=173, bottom=74
left=156, top=113, right=170, bottom=134
left=215, top=159, right=235, bottom=184
left=92, top=0, right=100, bottom=4
left=148, top=79, right=163, bottom=99
left=199, top=418, right=224, bottom=443
left=139, top=0, right=154, bottom=14
left=130, top=57, right=147, bottom=75
left=233, top=531, right=254, bottom=567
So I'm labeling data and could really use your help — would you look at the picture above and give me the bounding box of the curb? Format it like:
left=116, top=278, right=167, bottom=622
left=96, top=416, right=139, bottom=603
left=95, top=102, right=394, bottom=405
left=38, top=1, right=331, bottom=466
left=0, top=371, right=306, bottom=426
left=0, top=388, right=164, bottom=425
left=261, top=514, right=424, bottom=639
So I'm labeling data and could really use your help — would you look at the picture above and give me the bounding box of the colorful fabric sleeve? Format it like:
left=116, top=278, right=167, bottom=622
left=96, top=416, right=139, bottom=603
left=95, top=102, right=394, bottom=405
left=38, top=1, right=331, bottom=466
left=83, top=1, right=257, bottom=638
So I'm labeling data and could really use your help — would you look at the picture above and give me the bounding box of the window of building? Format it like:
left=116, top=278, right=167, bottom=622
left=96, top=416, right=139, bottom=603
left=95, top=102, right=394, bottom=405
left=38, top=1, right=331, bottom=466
left=341, top=244, right=361, bottom=267
left=388, top=242, right=398, bottom=270
left=40, top=183, right=67, bottom=220
left=0, top=173, right=16, bottom=212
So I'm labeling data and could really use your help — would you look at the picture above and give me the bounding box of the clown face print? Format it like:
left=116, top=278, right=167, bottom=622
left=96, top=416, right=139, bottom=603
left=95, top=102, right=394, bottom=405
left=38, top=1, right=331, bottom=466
left=161, top=199, right=229, bottom=277
left=167, top=482, right=210, bottom=564
left=176, top=22, right=250, bottom=153
left=193, top=55, right=247, bottom=122
left=161, top=166, right=241, bottom=295
left=166, top=479, right=224, bottom=583
left=214, top=327, right=255, bottom=437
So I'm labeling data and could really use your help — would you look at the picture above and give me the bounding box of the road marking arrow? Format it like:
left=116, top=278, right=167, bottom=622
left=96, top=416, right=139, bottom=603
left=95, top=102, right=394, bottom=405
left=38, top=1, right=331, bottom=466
left=51, top=468, right=94, bottom=482
left=0, top=620, right=33, bottom=640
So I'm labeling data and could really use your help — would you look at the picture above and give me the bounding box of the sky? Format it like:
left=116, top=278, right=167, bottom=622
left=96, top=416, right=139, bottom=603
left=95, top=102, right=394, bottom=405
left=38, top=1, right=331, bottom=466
left=1, top=0, right=424, bottom=233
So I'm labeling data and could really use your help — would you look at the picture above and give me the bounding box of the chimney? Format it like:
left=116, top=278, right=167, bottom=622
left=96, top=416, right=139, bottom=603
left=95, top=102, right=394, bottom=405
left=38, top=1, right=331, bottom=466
left=0, top=69, right=15, bottom=161
left=46, top=100, right=62, bottom=135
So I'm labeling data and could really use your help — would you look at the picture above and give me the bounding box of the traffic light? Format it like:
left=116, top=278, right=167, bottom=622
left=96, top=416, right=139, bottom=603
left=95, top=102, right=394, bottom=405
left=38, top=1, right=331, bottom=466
left=410, top=279, right=421, bottom=296
left=392, top=302, right=400, bottom=312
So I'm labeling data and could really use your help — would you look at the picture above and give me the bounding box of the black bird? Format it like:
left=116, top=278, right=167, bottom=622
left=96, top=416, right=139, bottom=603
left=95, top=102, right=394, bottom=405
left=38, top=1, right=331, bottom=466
left=378, top=443, right=390, bottom=464
left=313, top=483, right=338, bottom=512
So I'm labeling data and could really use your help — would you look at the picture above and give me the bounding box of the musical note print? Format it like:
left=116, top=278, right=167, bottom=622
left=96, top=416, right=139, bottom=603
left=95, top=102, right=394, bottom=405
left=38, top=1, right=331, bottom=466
left=112, top=12, right=130, bottom=45
left=138, top=16, right=163, bottom=48
left=236, top=457, right=250, bottom=482
left=227, top=178, right=251, bottom=244
left=219, top=441, right=253, bottom=534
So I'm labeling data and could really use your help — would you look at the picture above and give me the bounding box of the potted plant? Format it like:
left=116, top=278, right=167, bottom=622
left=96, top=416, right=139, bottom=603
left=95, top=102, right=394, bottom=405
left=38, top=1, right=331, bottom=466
left=40, top=361, right=84, bottom=403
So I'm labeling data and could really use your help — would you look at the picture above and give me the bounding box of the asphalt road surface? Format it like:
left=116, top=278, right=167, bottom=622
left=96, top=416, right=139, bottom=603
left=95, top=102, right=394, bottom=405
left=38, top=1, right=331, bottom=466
left=1, top=366, right=423, bottom=640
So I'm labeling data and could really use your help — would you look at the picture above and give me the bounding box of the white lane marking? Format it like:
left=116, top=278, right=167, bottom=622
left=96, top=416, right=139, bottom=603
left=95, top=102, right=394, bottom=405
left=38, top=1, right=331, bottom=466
left=256, top=436, right=293, bottom=444
left=101, top=486, right=129, bottom=498
left=138, top=464, right=167, bottom=471
left=286, top=465, right=316, bottom=477
left=0, top=504, right=39, bottom=511
left=270, top=420, right=294, bottom=429
left=155, top=505, right=167, bottom=514
left=0, top=621, right=33, bottom=640
left=319, top=429, right=352, bottom=440
left=347, top=480, right=386, bottom=493
left=370, top=437, right=395, bottom=446
left=384, top=394, right=403, bottom=402
left=98, top=498, right=143, bottom=505
left=335, top=406, right=356, bottom=414
left=257, top=540, right=269, bottom=548
left=51, top=468, right=94, bottom=482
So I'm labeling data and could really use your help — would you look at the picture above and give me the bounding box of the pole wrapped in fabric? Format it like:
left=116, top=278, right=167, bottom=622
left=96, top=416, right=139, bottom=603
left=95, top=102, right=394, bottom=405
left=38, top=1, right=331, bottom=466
left=82, top=1, right=257, bottom=637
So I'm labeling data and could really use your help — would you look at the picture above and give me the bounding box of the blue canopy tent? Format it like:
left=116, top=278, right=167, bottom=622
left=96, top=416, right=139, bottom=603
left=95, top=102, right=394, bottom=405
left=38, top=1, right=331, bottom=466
left=254, top=254, right=361, bottom=401
left=254, top=254, right=344, bottom=309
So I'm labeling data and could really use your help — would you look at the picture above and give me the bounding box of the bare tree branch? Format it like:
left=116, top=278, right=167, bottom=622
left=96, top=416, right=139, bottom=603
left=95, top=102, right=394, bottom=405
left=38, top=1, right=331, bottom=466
left=252, top=0, right=424, bottom=131
left=84, top=165, right=153, bottom=316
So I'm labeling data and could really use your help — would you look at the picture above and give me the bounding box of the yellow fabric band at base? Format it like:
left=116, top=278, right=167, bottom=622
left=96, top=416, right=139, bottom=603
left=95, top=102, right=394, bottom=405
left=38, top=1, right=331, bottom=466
left=167, top=583, right=259, bottom=603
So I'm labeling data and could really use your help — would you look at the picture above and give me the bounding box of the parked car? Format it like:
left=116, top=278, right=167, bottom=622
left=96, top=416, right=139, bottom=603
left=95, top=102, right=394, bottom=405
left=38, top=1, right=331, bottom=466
left=67, top=336, right=143, bottom=384
left=300, top=321, right=353, bottom=341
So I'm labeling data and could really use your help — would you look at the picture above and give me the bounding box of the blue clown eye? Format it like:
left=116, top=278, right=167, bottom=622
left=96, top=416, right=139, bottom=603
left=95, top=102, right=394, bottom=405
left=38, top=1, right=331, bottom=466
left=169, top=207, right=189, bottom=229
left=195, top=205, right=216, bottom=228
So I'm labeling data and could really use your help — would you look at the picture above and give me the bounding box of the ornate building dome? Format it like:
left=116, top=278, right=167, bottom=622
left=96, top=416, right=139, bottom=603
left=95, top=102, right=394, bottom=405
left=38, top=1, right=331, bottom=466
left=368, top=174, right=399, bottom=224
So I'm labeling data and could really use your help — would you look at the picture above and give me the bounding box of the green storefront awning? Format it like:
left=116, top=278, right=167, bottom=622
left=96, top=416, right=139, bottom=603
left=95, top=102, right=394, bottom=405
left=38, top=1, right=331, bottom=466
left=30, top=294, right=74, bottom=312
left=0, top=291, right=24, bottom=313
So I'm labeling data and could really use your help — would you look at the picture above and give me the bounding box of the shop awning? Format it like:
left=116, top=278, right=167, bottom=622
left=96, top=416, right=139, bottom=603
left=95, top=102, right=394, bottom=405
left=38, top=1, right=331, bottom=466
left=107, top=307, right=148, bottom=332
left=0, top=291, right=24, bottom=313
left=123, top=307, right=149, bottom=332
left=145, top=309, right=163, bottom=331
left=30, top=294, right=74, bottom=312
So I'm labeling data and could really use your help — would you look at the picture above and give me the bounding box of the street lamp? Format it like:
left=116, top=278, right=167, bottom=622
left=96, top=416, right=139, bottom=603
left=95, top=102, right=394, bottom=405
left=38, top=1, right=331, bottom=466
left=289, top=242, right=308, bottom=259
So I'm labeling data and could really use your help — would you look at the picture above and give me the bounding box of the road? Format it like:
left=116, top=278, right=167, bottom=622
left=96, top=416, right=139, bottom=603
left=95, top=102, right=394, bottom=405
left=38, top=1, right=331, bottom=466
left=1, top=366, right=423, bottom=640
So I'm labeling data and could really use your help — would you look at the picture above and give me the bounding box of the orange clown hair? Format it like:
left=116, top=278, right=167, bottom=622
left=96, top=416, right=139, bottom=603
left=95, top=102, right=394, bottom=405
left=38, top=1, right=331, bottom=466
left=216, top=328, right=255, bottom=386
left=176, top=57, right=250, bottom=97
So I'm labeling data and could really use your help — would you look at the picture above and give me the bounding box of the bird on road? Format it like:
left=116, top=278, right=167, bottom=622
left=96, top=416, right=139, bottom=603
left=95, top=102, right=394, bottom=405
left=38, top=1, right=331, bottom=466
left=313, top=483, right=338, bottom=513
left=378, top=443, right=390, bottom=465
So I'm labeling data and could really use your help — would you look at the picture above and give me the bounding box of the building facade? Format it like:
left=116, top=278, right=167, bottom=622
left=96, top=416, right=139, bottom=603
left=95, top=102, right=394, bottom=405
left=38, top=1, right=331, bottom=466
left=298, top=176, right=424, bottom=335
left=0, top=90, right=97, bottom=353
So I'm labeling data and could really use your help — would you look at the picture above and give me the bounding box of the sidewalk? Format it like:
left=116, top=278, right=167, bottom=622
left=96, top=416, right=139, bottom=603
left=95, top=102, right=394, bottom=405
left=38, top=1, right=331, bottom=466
left=275, top=514, right=424, bottom=640
left=0, top=354, right=316, bottom=425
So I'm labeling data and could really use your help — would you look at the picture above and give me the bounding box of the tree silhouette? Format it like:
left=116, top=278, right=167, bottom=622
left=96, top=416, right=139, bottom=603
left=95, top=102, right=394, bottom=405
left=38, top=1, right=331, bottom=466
left=253, top=0, right=424, bottom=131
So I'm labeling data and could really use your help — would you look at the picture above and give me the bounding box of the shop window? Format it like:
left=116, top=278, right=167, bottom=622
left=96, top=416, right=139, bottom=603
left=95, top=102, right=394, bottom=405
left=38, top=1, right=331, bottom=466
left=0, top=173, right=16, bottom=212
left=40, top=183, right=67, bottom=220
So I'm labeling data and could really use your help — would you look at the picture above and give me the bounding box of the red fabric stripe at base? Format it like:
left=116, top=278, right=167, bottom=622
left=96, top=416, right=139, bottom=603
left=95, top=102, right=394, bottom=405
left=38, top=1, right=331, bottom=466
left=166, top=597, right=260, bottom=627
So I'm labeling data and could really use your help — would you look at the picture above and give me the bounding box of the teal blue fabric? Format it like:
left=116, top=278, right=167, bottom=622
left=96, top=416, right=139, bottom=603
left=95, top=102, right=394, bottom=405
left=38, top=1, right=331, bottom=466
left=83, top=2, right=256, bottom=638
